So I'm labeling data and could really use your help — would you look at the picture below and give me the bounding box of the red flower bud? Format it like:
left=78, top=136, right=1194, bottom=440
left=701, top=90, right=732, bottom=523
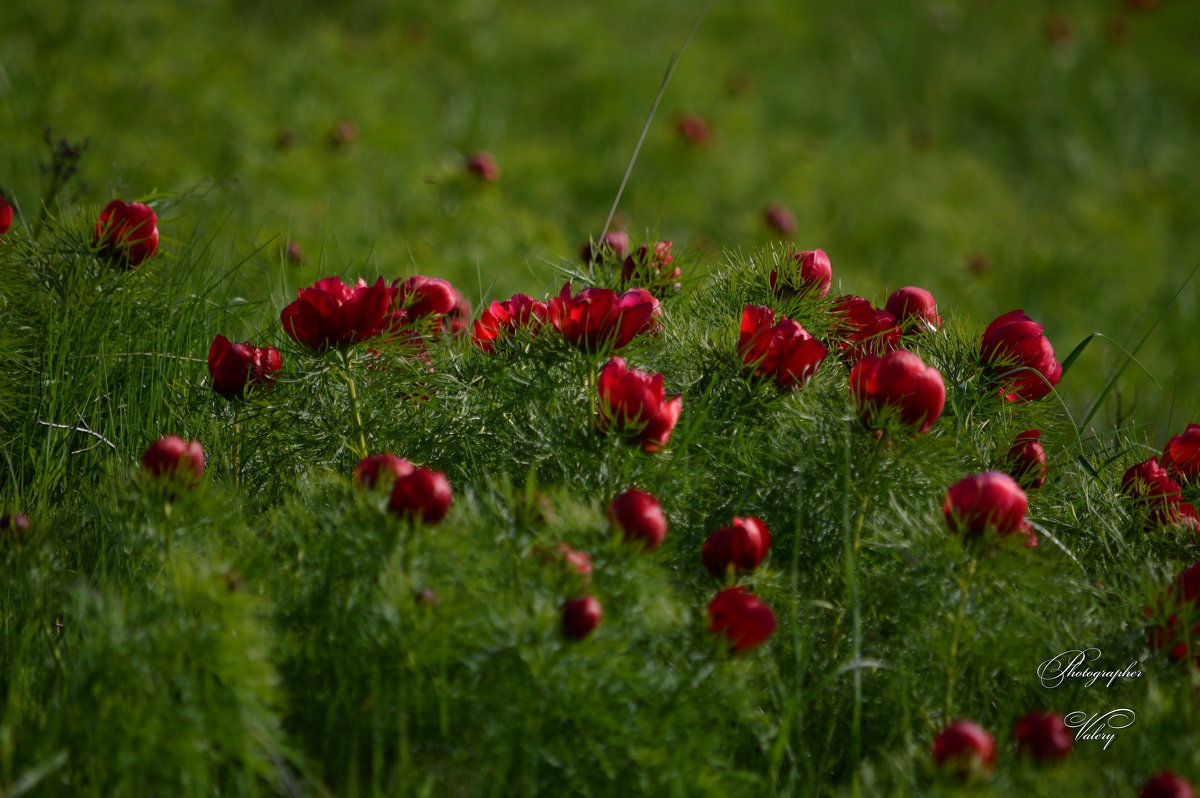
left=769, top=249, right=832, bottom=299
left=549, top=282, right=661, bottom=352
left=280, top=276, right=394, bottom=351
left=353, top=454, right=414, bottom=489
left=943, top=471, right=1028, bottom=540
left=1163, top=424, right=1200, bottom=485
left=885, top=286, right=942, bottom=333
left=707, top=586, right=776, bottom=652
left=1122, top=457, right=1200, bottom=533
left=763, top=203, right=797, bottom=238
left=141, top=435, right=204, bottom=486
left=466, top=151, right=500, bottom=182
left=581, top=230, right=630, bottom=264
left=472, top=293, right=549, bottom=353
left=0, top=513, right=31, bottom=544
left=1001, top=430, right=1048, bottom=489
left=596, top=357, right=683, bottom=453
left=207, top=335, right=282, bottom=399
left=0, top=198, right=12, bottom=235
left=1142, top=773, right=1196, bottom=798
left=561, top=595, right=602, bottom=640
left=849, top=349, right=945, bottom=435
left=393, top=275, right=457, bottom=320
left=702, top=517, right=771, bottom=575
left=621, top=241, right=680, bottom=294
left=551, top=544, right=594, bottom=581
left=738, top=305, right=828, bottom=390
left=1013, top=711, right=1073, bottom=761
left=674, top=112, right=712, bottom=145
left=933, top=720, right=996, bottom=778
left=388, top=467, right=452, bottom=524
left=441, top=288, right=471, bottom=337
left=94, top=199, right=160, bottom=266
left=608, top=489, right=668, bottom=551
left=980, top=309, right=1062, bottom=402
left=830, top=296, right=901, bottom=363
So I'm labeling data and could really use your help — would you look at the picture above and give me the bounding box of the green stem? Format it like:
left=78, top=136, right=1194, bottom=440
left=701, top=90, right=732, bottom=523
left=232, top=403, right=243, bottom=490
left=841, top=422, right=862, bottom=798
left=944, top=555, right=978, bottom=720
left=336, top=358, right=369, bottom=460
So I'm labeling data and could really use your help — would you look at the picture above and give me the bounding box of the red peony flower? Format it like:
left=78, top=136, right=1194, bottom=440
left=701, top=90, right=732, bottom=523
left=738, top=305, right=828, bottom=390
left=1163, top=424, right=1200, bottom=485
left=596, top=357, right=683, bottom=453
left=581, top=230, right=631, bottom=265
left=943, top=471, right=1029, bottom=541
left=141, top=435, right=204, bottom=486
left=1001, top=430, right=1048, bottom=490
left=353, top=453, right=414, bottom=489
left=441, top=287, right=472, bottom=337
left=622, top=240, right=680, bottom=294
left=388, top=466, right=452, bottom=524
left=94, top=199, right=160, bottom=266
left=280, top=276, right=394, bottom=351
left=702, top=516, right=771, bottom=575
left=1122, top=457, right=1200, bottom=533
left=466, top=151, right=500, bottom=182
left=849, top=349, right=945, bottom=435
left=980, top=310, right=1062, bottom=402
left=550, top=282, right=661, bottom=352
left=763, top=203, right=797, bottom=238
left=885, top=286, right=942, bottom=333
left=769, top=249, right=832, bottom=299
left=207, top=335, right=282, bottom=400
left=0, top=197, right=12, bottom=235
left=830, top=296, right=901, bottom=363
left=674, top=112, right=713, bottom=145
left=608, top=489, right=668, bottom=551
left=472, top=293, right=550, bottom=353
left=561, top=595, right=602, bottom=640
left=933, top=720, right=996, bottom=778
left=707, top=586, right=776, bottom=652
left=392, top=275, right=457, bottom=321
left=1141, top=772, right=1196, bottom=798
left=1147, top=558, right=1200, bottom=664
left=1014, top=711, right=1073, bottom=762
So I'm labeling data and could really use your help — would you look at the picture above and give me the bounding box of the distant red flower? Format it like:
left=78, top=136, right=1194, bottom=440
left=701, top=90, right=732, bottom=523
left=1014, top=711, right=1073, bottom=762
left=141, top=435, right=204, bottom=486
left=702, top=516, right=771, bottom=575
left=674, top=112, right=713, bottom=145
left=622, top=240, right=681, bottom=294
left=1163, top=424, right=1200, bottom=485
left=0, top=513, right=31, bottom=544
left=472, top=293, right=550, bottom=353
left=207, top=335, right=282, bottom=400
left=284, top=240, right=303, bottom=264
left=830, top=296, right=901, bottom=362
left=738, top=305, right=828, bottom=390
left=1147, top=559, right=1200, bottom=666
left=608, top=489, right=668, bottom=551
left=596, top=357, right=683, bottom=453
left=1044, top=14, right=1075, bottom=47
left=763, top=203, right=797, bottom=237
left=94, top=199, right=160, bottom=265
left=581, top=230, right=631, bottom=265
left=943, top=471, right=1030, bottom=542
left=393, top=275, right=457, bottom=321
left=885, top=286, right=942, bottom=333
left=1141, top=772, right=1196, bottom=798
left=466, top=151, right=500, bottom=182
left=707, top=586, right=776, bottom=652
left=549, top=282, right=660, bottom=351
left=933, top=720, right=996, bottom=778
left=849, top=349, right=945, bottom=435
left=552, top=544, right=594, bottom=581
left=388, top=466, right=452, bottom=524
left=353, top=454, right=414, bottom=489
left=561, top=595, right=602, bottom=640
left=769, top=249, right=832, bottom=299
left=0, top=198, right=12, bottom=235
left=280, top=276, right=393, bottom=350
left=980, top=310, right=1062, bottom=402
left=1001, top=430, right=1048, bottom=490
left=1122, top=458, right=1200, bottom=533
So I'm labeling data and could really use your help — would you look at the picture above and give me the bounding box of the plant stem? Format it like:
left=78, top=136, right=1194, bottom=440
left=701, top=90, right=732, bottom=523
left=233, top=403, right=243, bottom=490
left=944, top=555, right=979, bottom=720
left=841, top=421, right=862, bottom=798
left=336, top=357, right=369, bottom=460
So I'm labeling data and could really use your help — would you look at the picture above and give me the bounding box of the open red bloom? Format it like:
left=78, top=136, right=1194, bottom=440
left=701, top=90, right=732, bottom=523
left=550, top=282, right=660, bottom=351
left=393, top=275, right=457, bottom=321
left=702, top=517, right=771, bottom=575
left=943, top=471, right=1029, bottom=541
left=207, top=334, right=282, bottom=400
left=353, top=454, right=414, bottom=489
left=1163, top=424, right=1200, bottom=485
left=885, top=286, right=942, bottom=333
left=621, top=241, right=680, bottom=294
left=561, top=595, right=602, bottom=640
left=849, top=349, right=945, bottom=434
left=581, top=230, right=630, bottom=265
left=707, top=587, right=776, bottom=652
left=1122, top=457, right=1200, bottom=533
left=1014, top=711, right=1073, bottom=761
left=980, top=309, right=1062, bottom=402
left=472, top=293, right=549, bottom=353
left=933, top=720, right=995, bottom=778
left=1141, top=772, right=1196, bottom=798
left=1001, top=430, right=1048, bottom=489
left=596, top=357, right=682, bottom=453
left=0, top=198, right=12, bottom=235
left=608, top=489, right=668, bottom=551
left=94, top=199, right=160, bottom=265
left=738, top=305, right=828, bottom=390
left=769, top=249, right=832, bottom=298
left=388, top=466, right=453, bottom=524
left=280, top=276, right=393, bottom=350
left=141, top=435, right=204, bottom=486
left=830, top=296, right=901, bottom=363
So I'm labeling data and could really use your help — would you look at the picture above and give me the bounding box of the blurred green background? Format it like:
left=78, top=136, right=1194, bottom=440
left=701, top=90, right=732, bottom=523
left=2, top=0, right=1197, bottom=434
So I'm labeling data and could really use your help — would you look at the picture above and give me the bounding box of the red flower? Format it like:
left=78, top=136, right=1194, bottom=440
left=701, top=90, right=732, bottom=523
left=94, top=199, right=160, bottom=265
left=388, top=466, right=453, bottom=524
left=472, top=293, right=549, bottom=353
left=581, top=230, right=630, bottom=265
left=1141, top=772, right=1196, bottom=798
left=1001, top=430, right=1048, bottom=489
left=1014, top=711, right=1073, bottom=761
left=1147, top=559, right=1200, bottom=664
left=393, top=275, right=457, bottom=321
left=551, top=544, right=594, bottom=581
left=596, top=357, right=683, bottom=453
left=763, top=203, right=797, bottom=238
left=441, top=287, right=471, bottom=338
left=561, top=595, right=602, bottom=640
left=549, top=282, right=660, bottom=351
left=769, top=249, right=832, bottom=299
left=849, top=349, right=945, bottom=434
left=933, top=720, right=996, bottom=778
left=207, top=335, right=282, bottom=400
left=1122, top=457, right=1200, bottom=533
left=608, top=489, right=668, bottom=551
left=622, top=241, right=680, bottom=294
left=885, top=286, right=942, bottom=333
left=280, top=276, right=393, bottom=350
left=980, top=310, right=1062, bottom=402
left=707, top=587, right=776, bottom=652
left=943, top=471, right=1029, bottom=541
left=830, top=296, right=901, bottom=362
left=1163, top=424, right=1200, bottom=485
left=141, top=436, right=204, bottom=486
left=0, top=513, right=31, bottom=544
left=353, top=454, right=413, bottom=489
left=702, top=517, right=771, bottom=575
left=466, top=151, right=500, bottom=182
left=738, top=305, right=828, bottom=390
left=0, top=198, right=12, bottom=235
left=674, top=112, right=712, bottom=145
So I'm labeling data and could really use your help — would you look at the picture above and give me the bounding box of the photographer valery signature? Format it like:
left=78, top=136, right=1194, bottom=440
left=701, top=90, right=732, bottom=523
left=1065, top=709, right=1136, bottom=750
left=1037, top=648, right=1143, bottom=689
